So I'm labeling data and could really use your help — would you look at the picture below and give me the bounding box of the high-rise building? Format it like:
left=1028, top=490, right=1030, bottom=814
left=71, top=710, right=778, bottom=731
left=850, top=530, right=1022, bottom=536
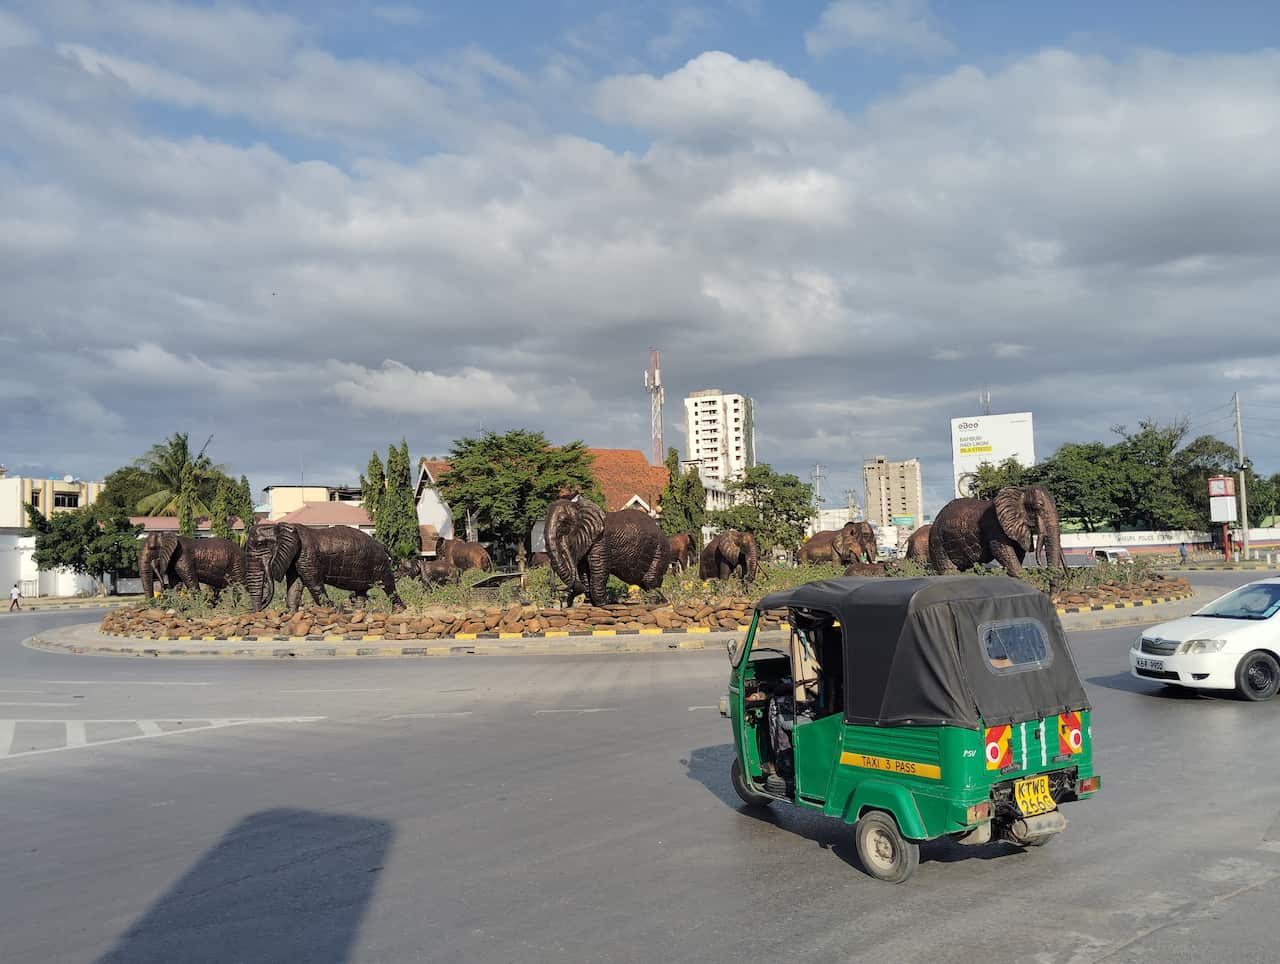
left=863, top=456, right=924, bottom=531
left=683, top=389, right=755, bottom=485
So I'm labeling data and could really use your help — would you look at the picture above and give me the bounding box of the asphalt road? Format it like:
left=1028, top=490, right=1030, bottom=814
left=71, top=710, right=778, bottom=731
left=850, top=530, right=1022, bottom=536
left=1, top=572, right=1278, bottom=964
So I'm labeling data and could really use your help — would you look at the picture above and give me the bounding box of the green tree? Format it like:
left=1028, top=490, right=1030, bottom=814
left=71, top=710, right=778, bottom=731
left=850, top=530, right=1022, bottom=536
left=176, top=461, right=196, bottom=536
left=376, top=440, right=420, bottom=561
left=98, top=466, right=162, bottom=514
left=709, top=464, right=816, bottom=552
left=973, top=458, right=1033, bottom=500
left=133, top=432, right=229, bottom=516
left=1109, top=420, right=1198, bottom=530
left=1036, top=443, right=1121, bottom=532
left=435, top=429, right=602, bottom=553
left=209, top=477, right=234, bottom=540
left=360, top=451, right=386, bottom=525
left=231, top=475, right=256, bottom=545
left=25, top=503, right=142, bottom=597
left=657, top=448, right=706, bottom=546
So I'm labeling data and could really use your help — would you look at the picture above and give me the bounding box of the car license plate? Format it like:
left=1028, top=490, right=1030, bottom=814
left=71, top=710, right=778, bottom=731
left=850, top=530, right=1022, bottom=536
left=1135, top=657, right=1164, bottom=671
left=1013, top=775, right=1054, bottom=817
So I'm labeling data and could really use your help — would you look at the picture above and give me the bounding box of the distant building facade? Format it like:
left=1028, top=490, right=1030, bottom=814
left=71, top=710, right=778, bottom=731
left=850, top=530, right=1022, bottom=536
left=678, top=459, right=732, bottom=514
left=683, top=389, right=755, bottom=486
left=863, top=457, right=924, bottom=531
left=0, top=465, right=103, bottom=529
left=263, top=483, right=361, bottom=521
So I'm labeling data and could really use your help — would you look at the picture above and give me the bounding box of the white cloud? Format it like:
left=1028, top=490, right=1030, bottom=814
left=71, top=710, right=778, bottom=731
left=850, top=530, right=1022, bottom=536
left=806, top=0, right=952, bottom=58
left=594, top=51, right=844, bottom=143
left=328, top=361, right=529, bottom=415
left=0, top=10, right=39, bottom=47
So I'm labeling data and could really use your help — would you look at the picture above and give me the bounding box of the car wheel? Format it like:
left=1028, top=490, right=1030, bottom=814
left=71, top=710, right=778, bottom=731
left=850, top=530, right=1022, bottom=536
left=1234, top=650, right=1280, bottom=702
left=854, top=810, right=919, bottom=884
left=730, top=758, right=773, bottom=809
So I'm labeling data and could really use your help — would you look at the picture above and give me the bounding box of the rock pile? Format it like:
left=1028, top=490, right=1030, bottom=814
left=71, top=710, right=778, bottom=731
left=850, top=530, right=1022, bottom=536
left=1052, top=576, right=1191, bottom=608
left=101, top=599, right=784, bottom=639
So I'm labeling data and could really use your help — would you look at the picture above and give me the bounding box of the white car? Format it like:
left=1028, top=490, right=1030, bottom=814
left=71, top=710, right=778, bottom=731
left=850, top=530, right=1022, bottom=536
left=1129, top=578, right=1280, bottom=701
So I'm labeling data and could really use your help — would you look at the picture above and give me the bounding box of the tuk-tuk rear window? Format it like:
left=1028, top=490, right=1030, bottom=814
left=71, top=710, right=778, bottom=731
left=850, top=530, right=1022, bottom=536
left=979, top=619, right=1053, bottom=675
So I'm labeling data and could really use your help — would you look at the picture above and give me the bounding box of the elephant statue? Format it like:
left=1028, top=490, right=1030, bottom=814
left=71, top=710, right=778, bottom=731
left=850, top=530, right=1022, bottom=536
left=699, top=529, right=760, bottom=584
left=544, top=495, right=669, bottom=607
left=139, top=533, right=246, bottom=598
left=528, top=551, right=550, bottom=569
left=436, top=538, right=493, bottom=573
left=797, top=521, right=878, bottom=565
left=904, top=524, right=931, bottom=565
left=245, top=522, right=399, bottom=611
left=399, top=557, right=454, bottom=587
left=928, top=486, right=1065, bottom=578
left=844, top=561, right=887, bottom=576
left=667, top=533, right=696, bottom=573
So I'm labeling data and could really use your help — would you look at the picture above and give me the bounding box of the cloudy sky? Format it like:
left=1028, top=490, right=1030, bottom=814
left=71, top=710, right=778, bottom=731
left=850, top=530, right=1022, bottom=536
left=3, top=1, right=1280, bottom=515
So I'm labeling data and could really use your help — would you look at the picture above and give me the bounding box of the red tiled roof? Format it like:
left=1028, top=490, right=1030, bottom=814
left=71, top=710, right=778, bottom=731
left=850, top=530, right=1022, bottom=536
left=276, top=502, right=373, bottom=527
left=129, top=516, right=247, bottom=531
left=420, top=448, right=667, bottom=512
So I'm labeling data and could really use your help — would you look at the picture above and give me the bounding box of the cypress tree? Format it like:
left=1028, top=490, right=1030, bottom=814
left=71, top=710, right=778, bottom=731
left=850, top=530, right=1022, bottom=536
left=363, top=451, right=386, bottom=535
left=233, top=475, right=256, bottom=544
left=210, top=478, right=233, bottom=540
left=381, top=440, right=419, bottom=561
left=177, top=462, right=196, bottom=537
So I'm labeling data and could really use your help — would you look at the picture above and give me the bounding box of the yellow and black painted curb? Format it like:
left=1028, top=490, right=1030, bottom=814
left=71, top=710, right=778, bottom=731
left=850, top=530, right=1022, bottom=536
left=1053, top=590, right=1194, bottom=615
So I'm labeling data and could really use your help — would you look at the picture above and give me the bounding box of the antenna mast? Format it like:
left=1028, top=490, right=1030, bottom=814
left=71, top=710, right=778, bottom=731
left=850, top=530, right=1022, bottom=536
left=980, top=384, right=992, bottom=416
left=644, top=349, right=664, bottom=465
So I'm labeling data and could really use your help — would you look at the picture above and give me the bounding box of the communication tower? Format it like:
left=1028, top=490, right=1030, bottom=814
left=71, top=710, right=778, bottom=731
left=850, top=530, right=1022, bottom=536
left=644, top=349, right=664, bottom=465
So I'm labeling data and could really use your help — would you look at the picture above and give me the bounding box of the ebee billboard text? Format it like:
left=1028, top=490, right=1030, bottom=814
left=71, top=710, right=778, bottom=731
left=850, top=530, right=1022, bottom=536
left=950, top=413, right=1035, bottom=498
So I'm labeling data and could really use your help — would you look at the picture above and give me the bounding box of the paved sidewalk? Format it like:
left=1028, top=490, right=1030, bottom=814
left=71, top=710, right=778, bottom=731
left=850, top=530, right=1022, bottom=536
left=6, top=595, right=140, bottom=613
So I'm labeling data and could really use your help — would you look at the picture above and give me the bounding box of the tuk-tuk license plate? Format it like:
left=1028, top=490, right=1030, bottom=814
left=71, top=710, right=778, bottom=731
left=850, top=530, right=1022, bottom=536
left=1013, top=775, right=1055, bottom=817
left=1135, top=657, right=1164, bottom=671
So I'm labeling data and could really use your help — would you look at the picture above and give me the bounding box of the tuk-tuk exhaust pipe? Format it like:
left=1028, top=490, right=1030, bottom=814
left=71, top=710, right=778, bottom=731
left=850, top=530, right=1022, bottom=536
left=1005, top=811, right=1068, bottom=846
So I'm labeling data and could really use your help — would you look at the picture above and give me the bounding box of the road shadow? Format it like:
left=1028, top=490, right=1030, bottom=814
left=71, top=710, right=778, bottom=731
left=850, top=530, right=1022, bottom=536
left=96, top=808, right=393, bottom=964
left=1087, top=672, right=1221, bottom=699
left=682, top=743, right=1022, bottom=876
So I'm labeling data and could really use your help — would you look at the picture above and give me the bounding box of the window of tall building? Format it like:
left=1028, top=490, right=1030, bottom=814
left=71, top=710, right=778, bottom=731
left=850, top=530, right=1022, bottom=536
left=54, top=492, right=80, bottom=508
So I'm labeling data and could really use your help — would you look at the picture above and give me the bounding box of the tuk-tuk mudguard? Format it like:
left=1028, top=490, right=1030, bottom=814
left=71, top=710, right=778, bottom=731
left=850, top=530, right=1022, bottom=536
left=838, top=779, right=928, bottom=840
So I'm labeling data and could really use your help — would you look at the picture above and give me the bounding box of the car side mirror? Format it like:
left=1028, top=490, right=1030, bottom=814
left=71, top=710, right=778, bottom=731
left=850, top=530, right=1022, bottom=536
left=725, top=638, right=736, bottom=661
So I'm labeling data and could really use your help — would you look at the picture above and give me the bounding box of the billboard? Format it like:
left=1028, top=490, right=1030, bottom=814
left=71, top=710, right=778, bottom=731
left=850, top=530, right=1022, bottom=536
left=950, top=412, right=1036, bottom=498
left=1208, top=476, right=1237, bottom=523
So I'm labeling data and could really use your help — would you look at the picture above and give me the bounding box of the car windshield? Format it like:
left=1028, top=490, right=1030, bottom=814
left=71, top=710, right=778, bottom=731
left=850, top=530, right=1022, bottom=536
left=1194, top=583, right=1280, bottom=621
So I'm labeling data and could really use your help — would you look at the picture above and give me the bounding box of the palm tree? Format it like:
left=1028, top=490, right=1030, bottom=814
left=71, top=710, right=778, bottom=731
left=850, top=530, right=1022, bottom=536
left=133, top=433, right=227, bottom=517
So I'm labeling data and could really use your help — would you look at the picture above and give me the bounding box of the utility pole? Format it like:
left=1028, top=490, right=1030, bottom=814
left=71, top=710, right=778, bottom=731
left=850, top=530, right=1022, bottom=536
left=812, top=464, right=826, bottom=507
left=1234, top=391, right=1251, bottom=559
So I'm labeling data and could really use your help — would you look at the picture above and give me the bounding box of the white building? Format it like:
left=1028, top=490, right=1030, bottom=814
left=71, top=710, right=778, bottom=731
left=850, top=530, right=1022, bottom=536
left=0, top=534, right=98, bottom=598
left=0, top=466, right=103, bottom=529
left=683, top=389, right=755, bottom=486
left=678, top=459, right=733, bottom=514
left=863, top=457, right=925, bottom=531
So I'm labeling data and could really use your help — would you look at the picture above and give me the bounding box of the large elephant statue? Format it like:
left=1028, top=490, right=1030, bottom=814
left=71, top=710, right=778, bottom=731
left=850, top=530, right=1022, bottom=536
left=928, top=486, right=1065, bottom=578
left=436, top=538, right=493, bottom=573
left=699, top=529, right=760, bottom=583
left=904, top=524, right=931, bottom=565
left=797, top=521, right=878, bottom=565
left=139, top=533, right=246, bottom=598
left=667, top=533, right=696, bottom=573
left=245, top=522, right=398, bottom=611
left=544, top=496, right=669, bottom=607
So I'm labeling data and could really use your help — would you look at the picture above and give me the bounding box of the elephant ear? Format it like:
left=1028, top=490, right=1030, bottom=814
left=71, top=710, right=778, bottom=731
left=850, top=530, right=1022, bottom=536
left=151, top=533, right=180, bottom=573
left=994, top=487, right=1032, bottom=550
left=268, top=523, right=302, bottom=581
left=546, top=498, right=605, bottom=589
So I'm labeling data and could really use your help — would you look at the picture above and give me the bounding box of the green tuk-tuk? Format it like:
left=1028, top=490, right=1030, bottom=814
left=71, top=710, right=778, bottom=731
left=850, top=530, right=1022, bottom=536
left=721, top=575, right=1100, bottom=883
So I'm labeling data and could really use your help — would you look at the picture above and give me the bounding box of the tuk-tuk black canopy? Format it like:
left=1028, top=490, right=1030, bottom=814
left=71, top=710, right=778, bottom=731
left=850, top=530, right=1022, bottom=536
left=755, top=575, right=1090, bottom=729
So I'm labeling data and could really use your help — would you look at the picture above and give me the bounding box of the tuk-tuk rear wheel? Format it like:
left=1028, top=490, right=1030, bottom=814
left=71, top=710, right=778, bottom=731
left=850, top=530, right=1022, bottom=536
left=854, top=811, right=919, bottom=884
left=730, top=758, right=774, bottom=809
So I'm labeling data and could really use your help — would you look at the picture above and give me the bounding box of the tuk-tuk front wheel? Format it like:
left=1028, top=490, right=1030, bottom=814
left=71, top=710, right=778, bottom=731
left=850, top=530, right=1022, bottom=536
left=855, top=811, right=919, bottom=884
left=1235, top=650, right=1280, bottom=701
left=730, top=758, right=774, bottom=809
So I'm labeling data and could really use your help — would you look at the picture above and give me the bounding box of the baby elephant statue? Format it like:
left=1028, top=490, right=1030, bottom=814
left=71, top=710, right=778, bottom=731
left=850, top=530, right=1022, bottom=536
left=544, top=494, right=669, bottom=607
left=904, top=524, right=931, bottom=565
left=436, top=538, right=493, bottom=574
left=667, top=533, right=696, bottom=574
left=928, top=486, right=1066, bottom=578
left=797, top=521, right=877, bottom=565
left=245, top=522, right=399, bottom=611
left=699, top=529, right=760, bottom=584
left=139, top=533, right=246, bottom=598
left=398, top=557, right=454, bottom=587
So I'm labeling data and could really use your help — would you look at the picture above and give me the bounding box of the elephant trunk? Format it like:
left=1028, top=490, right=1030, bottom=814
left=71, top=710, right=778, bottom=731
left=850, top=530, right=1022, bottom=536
left=140, top=548, right=155, bottom=598
left=246, top=555, right=272, bottom=610
left=1039, top=506, right=1066, bottom=571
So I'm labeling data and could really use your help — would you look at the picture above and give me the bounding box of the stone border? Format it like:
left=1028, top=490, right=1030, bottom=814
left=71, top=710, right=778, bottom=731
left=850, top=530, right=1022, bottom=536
left=1054, top=590, right=1195, bottom=615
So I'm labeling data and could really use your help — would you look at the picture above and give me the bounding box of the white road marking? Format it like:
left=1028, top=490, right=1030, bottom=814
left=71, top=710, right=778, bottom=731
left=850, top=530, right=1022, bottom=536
left=136, top=720, right=162, bottom=736
left=386, top=712, right=474, bottom=719
left=1259, top=840, right=1280, bottom=854
left=283, top=688, right=393, bottom=693
left=0, top=690, right=50, bottom=694
left=688, top=705, right=718, bottom=711
left=534, top=708, right=617, bottom=715
left=0, top=717, right=325, bottom=762
left=36, top=680, right=213, bottom=686
left=0, top=719, right=13, bottom=756
left=0, top=701, right=80, bottom=707
left=65, top=721, right=87, bottom=747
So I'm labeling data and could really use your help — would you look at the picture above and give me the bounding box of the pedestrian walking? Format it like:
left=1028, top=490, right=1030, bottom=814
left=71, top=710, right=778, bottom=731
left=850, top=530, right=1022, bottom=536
left=1179, top=543, right=1188, bottom=564
left=9, top=582, right=20, bottom=612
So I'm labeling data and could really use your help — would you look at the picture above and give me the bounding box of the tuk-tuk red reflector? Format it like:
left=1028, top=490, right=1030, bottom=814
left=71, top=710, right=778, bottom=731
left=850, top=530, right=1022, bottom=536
left=966, top=802, right=991, bottom=823
left=1077, top=776, right=1100, bottom=794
